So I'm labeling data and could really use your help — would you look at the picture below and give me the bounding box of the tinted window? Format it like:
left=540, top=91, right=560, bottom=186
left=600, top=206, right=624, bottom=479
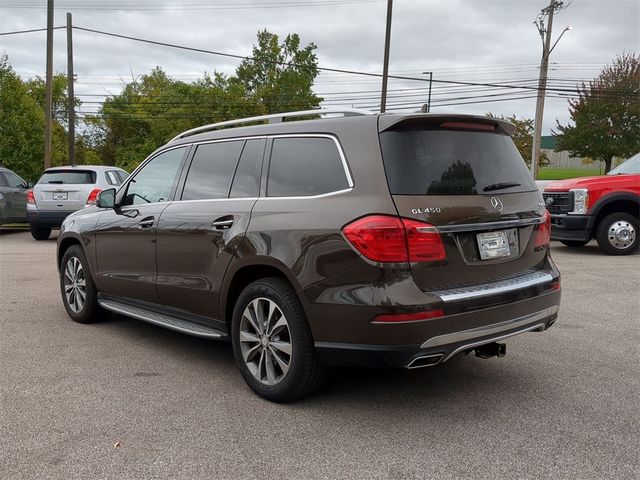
left=3, top=171, right=26, bottom=188
left=230, top=139, right=262, bottom=198
left=380, top=128, right=537, bottom=195
left=116, top=170, right=129, bottom=183
left=267, top=137, right=349, bottom=197
left=39, top=170, right=96, bottom=185
left=105, top=171, right=121, bottom=186
left=124, top=148, right=185, bottom=205
left=608, top=153, right=640, bottom=175
left=181, top=141, right=244, bottom=200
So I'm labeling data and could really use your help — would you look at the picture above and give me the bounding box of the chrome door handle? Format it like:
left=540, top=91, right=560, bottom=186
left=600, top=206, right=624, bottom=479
left=212, top=218, right=234, bottom=230
left=139, top=216, right=155, bottom=228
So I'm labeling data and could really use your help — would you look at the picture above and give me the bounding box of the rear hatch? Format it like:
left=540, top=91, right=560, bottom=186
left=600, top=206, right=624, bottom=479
left=378, top=115, right=547, bottom=291
left=34, top=169, right=96, bottom=211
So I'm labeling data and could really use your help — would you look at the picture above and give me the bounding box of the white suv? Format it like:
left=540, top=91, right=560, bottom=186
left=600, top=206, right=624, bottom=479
left=27, top=165, right=128, bottom=240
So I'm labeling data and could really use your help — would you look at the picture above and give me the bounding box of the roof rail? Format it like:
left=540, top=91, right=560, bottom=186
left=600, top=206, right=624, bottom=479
left=169, top=108, right=372, bottom=142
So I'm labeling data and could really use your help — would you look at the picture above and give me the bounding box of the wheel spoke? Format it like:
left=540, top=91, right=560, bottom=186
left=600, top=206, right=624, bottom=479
left=269, top=347, right=290, bottom=376
left=65, top=262, right=74, bottom=281
left=270, top=340, right=291, bottom=356
left=265, top=351, right=277, bottom=384
left=64, top=284, right=74, bottom=293
left=242, top=343, right=261, bottom=362
left=257, top=350, right=265, bottom=382
left=239, top=330, right=260, bottom=344
left=76, top=288, right=86, bottom=302
left=244, top=304, right=262, bottom=335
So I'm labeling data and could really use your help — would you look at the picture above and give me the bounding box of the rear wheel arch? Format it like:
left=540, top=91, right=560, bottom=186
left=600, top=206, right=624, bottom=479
left=222, top=262, right=302, bottom=332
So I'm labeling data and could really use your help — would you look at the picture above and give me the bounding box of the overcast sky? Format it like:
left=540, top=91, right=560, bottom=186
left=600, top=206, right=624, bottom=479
left=1, top=0, right=638, bottom=134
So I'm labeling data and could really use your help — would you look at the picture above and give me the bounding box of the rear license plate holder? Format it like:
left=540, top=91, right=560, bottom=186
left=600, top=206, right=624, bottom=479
left=477, top=229, right=513, bottom=260
left=53, top=191, right=68, bottom=200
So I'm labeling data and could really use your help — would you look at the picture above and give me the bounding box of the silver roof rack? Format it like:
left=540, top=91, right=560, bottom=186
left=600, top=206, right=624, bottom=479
left=170, top=108, right=372, bottom=142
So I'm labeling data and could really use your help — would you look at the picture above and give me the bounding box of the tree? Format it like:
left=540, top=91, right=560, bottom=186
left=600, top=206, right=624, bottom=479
left=555, top=53, right=640, bottom=173
left=235, top=30, right=322, bottom=113
left=486, top=113, right=550, bottom=167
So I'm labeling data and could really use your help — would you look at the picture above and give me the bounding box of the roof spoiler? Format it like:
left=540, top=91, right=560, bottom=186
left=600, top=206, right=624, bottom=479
left=378, top=113, right=516, bottom=136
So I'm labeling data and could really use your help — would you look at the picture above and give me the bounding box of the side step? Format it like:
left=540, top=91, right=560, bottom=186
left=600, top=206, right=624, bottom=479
left=98, top=299, right=227, bottom=340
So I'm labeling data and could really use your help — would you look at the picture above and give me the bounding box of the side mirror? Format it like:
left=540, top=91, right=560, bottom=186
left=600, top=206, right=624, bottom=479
left=96, top=188, right=116, bottom=208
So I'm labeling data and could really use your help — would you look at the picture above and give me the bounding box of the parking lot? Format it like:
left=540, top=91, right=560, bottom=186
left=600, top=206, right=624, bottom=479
left=1, top=230, right=638, bottom=480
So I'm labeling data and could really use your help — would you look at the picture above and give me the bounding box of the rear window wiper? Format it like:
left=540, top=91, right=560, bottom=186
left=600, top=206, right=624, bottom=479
left=483, top=182, right=521, bottom=192
left=46, top=180, right=64, bottom=184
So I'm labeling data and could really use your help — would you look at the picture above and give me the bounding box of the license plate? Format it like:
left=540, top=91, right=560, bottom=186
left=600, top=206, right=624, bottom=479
left=477, top=230, right=511, bottom=260
left=53, top=192, right=68, bottom=200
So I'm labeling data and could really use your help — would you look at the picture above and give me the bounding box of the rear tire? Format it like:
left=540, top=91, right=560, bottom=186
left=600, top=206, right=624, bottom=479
left=595, top=213, right=639, bottom=255
left=30, top=225, right=51, bottom=240
left=560, top=240, right=589, bottom=248
left=60, top=245, right=109, bottom=323
left=231, top=277, right=327, bottom=402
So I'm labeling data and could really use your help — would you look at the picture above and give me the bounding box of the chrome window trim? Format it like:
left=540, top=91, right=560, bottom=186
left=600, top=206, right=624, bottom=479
left=171, top=197, right=259, bottom=204
left=421, top=305, right=559, bottom=350
left=259, top=188, right=353, bottom=201
left=431, top=271, right=554, bottom=302
left=437, top=216, right=544, bottom=233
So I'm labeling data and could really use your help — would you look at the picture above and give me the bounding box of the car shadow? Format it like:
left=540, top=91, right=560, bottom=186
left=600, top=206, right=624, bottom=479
left=550, top=241, right=639, bottom=256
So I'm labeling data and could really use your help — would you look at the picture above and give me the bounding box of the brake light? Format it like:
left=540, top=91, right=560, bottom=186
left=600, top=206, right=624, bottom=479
left=373, top=309, right=445, bottom=323
left=26, top=190, right=35, bottom=205
left=342, top=215, right=446, bottom=263
left=440, top=122, right=496, bottom=131
left=535, top=210, right=551, bottom=248
left=86, top=188, right=102, bottom=205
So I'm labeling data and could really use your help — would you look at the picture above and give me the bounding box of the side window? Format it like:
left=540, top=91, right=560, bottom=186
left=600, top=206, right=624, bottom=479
left=117, top=170, right=129, bottom=183
left=230, top=139, right=262, bottom=198
left=105, top=171, right=120, bottom=186
left=267, top=137, right=350, bottom=197
left=3, top=171, right=26, bottom=188
left=181, top=141, right=244, bottom=201
left=0, top=173, right=8, bottom=187
left=124, top=147, right=185, bottom=206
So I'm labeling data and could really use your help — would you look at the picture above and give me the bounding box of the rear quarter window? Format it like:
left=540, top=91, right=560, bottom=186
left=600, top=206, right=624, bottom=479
left=380, top=128, right=536, bottom=195
left=267, top=137, right=349, bottom=197
left=38, top=170, right=96, bottom=185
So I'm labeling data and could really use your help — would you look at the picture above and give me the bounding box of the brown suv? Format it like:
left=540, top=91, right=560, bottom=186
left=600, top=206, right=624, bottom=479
left=56, top=109, right=561, bottom=402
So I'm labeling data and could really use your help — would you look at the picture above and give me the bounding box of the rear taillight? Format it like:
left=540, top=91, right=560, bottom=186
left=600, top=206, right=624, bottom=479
left=86, top=188, right=102, bottom=206
left=342, top=215, right=446, bottom=263
left=535, top=210, right=551, bottom=249
left=26, top=190, right=35, bottom=205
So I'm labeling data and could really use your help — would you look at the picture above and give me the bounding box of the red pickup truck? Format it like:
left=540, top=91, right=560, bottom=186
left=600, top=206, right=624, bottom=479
left=542, top=154, right=640, bottom=255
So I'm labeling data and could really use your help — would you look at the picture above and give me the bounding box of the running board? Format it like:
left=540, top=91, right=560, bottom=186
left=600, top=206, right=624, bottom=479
left=98, top=299, right=227, bottom=340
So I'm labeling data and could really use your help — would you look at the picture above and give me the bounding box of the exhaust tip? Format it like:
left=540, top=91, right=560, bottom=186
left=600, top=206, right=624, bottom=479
left=406, top=353, right=444, bottom=369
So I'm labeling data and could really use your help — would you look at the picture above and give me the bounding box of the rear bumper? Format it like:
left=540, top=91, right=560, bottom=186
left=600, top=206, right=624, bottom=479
left=27, top=210, right=76, bottom=228
left=315, top=299, right=559, bottom=368
left=549, top=214, right=594, bottom=242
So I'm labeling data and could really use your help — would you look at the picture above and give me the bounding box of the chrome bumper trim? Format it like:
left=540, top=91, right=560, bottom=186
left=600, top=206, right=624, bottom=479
left=437, top=216, right=544, bottom=233
left=432, top=271, right=554, bottom=303
left=420, top=305, right=559, bottom=351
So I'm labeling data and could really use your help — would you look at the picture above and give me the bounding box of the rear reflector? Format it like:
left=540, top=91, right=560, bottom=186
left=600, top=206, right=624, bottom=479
left=535, top=211, right=551, bottom=248
left=86, top=188, right=102, bottom=206
left=440, top=122, right=496, bottom=131
left=26, top=190, right=35, bottom=205
left=342, top=215, right=446, bottom=263
left=373, top=309, right=445, bottom=323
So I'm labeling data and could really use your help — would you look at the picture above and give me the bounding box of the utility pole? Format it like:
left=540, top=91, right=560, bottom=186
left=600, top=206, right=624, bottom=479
left=44, top=0, right=54, bottom=170
left=380, top=0, right=393, bottom=113
left=530, top=0, right=571, bottom=179
left=66, top=12, right=75, bottom=165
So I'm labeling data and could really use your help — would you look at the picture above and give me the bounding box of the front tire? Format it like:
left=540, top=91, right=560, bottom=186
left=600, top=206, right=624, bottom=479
left=30, top=225, right=51, bottom=240
left=595, top=213, right=639, bottom=255
left=231, top=277, right=327, bottom=402
left=60, top=245, right=108, bottom=323
left=560, top=240, right=589, bottom=248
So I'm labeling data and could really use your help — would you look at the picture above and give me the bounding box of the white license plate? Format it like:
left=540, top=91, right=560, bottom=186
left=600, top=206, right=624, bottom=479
left=53, top=192, right=68, bottom=200
left=477, top=230, right=511, bottom=260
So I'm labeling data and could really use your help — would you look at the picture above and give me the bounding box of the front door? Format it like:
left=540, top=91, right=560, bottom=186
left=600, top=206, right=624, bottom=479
left=94, top=147, right=188, bottom=304
left=1, top=170, right=28, bottom=221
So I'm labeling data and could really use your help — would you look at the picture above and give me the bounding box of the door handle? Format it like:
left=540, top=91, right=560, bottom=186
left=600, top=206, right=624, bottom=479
left=212, top=217, right=234, bottom=230
left=139, top=216, right=155, bottom=228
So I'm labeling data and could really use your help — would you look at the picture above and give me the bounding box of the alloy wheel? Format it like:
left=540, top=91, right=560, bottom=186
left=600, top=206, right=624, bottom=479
left=239, top=297, right=292, bottom=385
left=63, top=256, right=87, bottom=313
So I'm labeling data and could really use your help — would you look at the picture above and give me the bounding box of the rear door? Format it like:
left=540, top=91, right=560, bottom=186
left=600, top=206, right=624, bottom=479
left=34, top=169, right=96, bottom=211
left=156, top=138, right=264, bottom=320
left=379, top=120, right=546, bottom=291
left=1, top=170, right=28, bottom=220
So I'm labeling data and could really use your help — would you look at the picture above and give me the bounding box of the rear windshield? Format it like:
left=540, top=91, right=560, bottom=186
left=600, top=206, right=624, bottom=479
left=38, top=170, right=96, bottom=185
left=380, top=128, right=536, bottom=195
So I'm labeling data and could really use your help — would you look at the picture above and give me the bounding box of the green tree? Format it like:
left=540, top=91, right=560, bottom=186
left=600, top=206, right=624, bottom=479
left=486, top=113, right=549, bottom=167
left=235, top=30, right=322, bottom=113
left=555, top=53, right=640, bottom=173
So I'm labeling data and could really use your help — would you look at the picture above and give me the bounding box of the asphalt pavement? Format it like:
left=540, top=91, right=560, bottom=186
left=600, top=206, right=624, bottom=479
left=1, top=230, right=638, bottom=480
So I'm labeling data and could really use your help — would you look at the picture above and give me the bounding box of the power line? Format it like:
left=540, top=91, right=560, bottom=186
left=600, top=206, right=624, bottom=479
left=0, top=26, right=64, bottom=36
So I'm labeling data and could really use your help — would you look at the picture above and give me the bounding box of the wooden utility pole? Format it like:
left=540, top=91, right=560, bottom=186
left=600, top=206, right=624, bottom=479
left=44, top=0, right=54, bottom=170
left=66, top=12, right=75, bottom=165
left=379, top=0, right=393, bottom=113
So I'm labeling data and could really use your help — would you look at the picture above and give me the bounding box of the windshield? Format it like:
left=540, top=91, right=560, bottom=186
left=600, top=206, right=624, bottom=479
left=380, top=128, right=536, bottom=195
left=608, top=153, right=640, bottom=175
left=38, top=170, right=96, bottom=185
